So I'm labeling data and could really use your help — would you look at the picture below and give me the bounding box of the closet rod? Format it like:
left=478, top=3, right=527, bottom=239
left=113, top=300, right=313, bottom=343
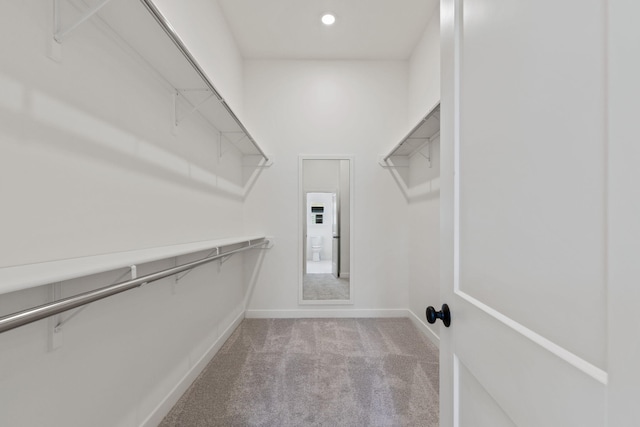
left=138, top=0, right=269, bottom=162
left=0, top=239, right=269, bottom=334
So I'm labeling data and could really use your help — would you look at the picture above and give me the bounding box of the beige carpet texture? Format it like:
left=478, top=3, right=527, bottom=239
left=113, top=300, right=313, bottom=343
left=302, top=274, right=350, bottom=300
left=160, top=318, right=439, bottom=427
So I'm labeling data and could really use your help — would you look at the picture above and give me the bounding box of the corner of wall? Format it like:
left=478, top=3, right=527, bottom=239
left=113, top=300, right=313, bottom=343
left=140, top=306, right=246, bottom=427
left=408, top=308, right=440, bottom=348
left=408, top=4, right=441, bottom=124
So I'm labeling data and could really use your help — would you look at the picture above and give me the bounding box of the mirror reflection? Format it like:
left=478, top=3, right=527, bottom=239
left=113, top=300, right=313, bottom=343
left=301, top=158, right=351, bottom=302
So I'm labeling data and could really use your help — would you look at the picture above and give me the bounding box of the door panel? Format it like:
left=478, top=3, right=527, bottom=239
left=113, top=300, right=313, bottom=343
left=454, top=295, right=605, bottom=426
left=459, top=0, right=606, bottom=368
left=458, top=361, right=516, bottom=427
left=440, top=0, right=608, bottom=424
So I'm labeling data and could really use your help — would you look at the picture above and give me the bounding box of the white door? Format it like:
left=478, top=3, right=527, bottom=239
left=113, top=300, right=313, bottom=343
left=438, top=0, right=639, bottom=425
left=604, top=0, right=640, bottom=425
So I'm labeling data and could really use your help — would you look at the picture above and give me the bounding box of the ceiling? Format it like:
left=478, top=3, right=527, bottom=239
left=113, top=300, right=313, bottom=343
left=216, top=0, right=439, bottom=60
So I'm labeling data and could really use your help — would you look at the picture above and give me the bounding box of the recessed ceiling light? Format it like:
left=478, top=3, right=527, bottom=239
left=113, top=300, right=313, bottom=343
left=321, top=14, right=336, bottom=26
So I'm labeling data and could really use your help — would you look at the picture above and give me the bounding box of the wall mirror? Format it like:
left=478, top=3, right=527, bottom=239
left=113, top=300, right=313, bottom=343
left=299, top=156, right=354, bottom=304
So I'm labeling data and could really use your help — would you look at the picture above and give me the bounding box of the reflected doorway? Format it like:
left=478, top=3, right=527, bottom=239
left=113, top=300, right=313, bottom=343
left=303, top=192, right=349, bottom=300
left=305, top=192, right=335, bottom=275
left=299, top=157, right=353, bottom=304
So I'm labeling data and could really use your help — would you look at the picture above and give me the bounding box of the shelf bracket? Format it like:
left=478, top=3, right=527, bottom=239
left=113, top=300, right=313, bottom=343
left=378, top=156, right=410, bottom=168
left=218, top=239, right=272, bottom=268
left=242, top=155, right=274, bottom=168
left=53, top=0, right=114, bottom=43
left=47, top=282, right=63, bottom=352
left=175, top=248, right=219, bottom=283
left=415, top=146, right=432, bottom=168
left=414, top=141, right=433, bottom=168
left=219, top=132, right=248, bottom=158
left=252, top=238, right=274, bottom=249
left=216, top=251, right=236, bottom=272
left=49, top=265, right=137, bottom=345
left=173, top=89, right=215, bottom=128
left=218, top=254, right=233, bottom=267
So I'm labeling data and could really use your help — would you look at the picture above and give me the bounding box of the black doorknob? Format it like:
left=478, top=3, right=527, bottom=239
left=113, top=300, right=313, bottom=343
left=426, top=304, right=451, bottom=327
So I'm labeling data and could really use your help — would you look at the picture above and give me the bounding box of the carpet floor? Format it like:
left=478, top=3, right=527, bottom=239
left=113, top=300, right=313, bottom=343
left=159, top=318, right=439, bottom=427
left=302, top=274, right=350, bottom=300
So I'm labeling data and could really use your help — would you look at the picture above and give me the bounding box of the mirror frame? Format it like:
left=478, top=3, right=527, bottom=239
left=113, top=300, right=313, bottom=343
left=298, top=155, right=355, bottom=305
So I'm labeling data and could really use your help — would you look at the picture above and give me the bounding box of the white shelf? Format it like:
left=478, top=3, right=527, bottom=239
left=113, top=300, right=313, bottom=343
left=61, top=0, right=267, bottom=158
left=0, top=236, right=267, bottom=295
left=382, top=102, right=440, bottom=162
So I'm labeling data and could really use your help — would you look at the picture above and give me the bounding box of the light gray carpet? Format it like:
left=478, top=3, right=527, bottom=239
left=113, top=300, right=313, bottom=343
left=303, top=274, right=350, bottom=300
left=160, top=318, right=439, bottom=427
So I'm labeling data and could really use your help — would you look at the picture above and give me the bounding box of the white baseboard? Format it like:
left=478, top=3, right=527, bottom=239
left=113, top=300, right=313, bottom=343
left=408, top=309, right=440, bottom=348
left=245, top=308, right=407, bottom=319
left=340, top=272, right=350, bottom=279
left=140, top=310, right=245, bottom=427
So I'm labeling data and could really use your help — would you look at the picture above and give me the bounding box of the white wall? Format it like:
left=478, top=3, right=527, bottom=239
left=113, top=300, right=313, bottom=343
left=243, top=60, right=410, bottom=315
left=303, top=158, right=340, bottom=191
left=408, top=4, right=441, bottom=123
left=407, top=137, right=441, bottom=341
left=1, top=1, right=247, bottom=267
left=0, top=2, right=255, bottom=425
left=406, top=8, right=441, bottom=342
left=153, top=0, right=245, bottom=116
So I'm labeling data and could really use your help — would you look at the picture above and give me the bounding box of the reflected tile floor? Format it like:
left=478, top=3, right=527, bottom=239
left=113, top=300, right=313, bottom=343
left=306, top=260, right=332, bottom=274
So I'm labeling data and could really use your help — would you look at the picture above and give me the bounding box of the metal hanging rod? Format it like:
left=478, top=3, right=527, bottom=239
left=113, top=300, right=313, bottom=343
left=138, top=0, right=269, bottom=162
left=0, top=239, right=269, bottom=334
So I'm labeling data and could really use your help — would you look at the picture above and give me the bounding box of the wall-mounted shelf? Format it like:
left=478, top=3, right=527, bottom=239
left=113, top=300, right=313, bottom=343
left=380, top=103, right=440, bottom=165
left=0, top=236, right=273, bottom=335
left=0, top=236, right=271, bottom=296
left=53, top=0, right=268, bottom=160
